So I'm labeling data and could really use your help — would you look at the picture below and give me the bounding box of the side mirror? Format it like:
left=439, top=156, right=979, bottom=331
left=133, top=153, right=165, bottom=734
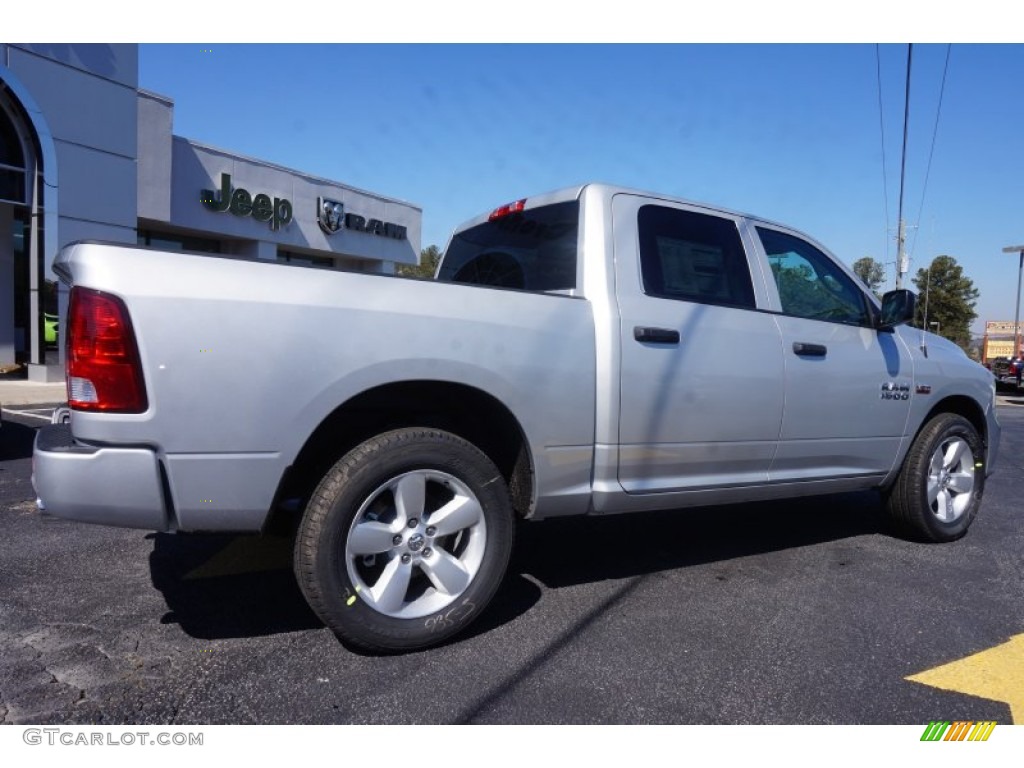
left=878, top=289, right=916, bottom=330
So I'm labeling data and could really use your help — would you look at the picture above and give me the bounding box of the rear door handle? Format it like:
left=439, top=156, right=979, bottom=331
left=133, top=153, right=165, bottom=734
left=634, top=326, right=680, bottom=345
left=793, top=342, right=827, bottom=357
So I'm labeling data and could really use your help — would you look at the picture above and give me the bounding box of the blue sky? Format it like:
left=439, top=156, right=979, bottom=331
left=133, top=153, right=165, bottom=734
left=139, top=43, right=1024, bottom=333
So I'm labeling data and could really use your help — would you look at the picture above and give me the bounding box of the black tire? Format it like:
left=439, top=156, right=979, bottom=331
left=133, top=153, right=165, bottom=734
left=294, top=428, right=514, bottom=653
left=885, top=413, right=985, bottom=542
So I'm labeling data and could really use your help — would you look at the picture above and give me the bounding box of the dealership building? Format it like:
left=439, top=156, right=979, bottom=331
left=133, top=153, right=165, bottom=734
left=0, top=43, right=422, bottom=381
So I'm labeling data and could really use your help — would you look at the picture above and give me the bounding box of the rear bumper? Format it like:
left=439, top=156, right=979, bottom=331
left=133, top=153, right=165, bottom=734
left=32, top=423, right=172, bottom=531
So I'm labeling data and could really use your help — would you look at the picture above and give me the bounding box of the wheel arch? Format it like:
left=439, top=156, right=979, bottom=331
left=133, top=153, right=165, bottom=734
left=265, top=380, right=534, bottom=534
left=921, top=395, right=988, bottom=447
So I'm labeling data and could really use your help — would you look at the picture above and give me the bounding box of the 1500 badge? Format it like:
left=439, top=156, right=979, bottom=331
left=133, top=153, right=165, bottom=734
left=880, top=382, right=911, bottom=401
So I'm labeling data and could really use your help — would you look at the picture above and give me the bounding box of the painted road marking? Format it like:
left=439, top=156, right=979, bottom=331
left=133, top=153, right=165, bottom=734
left=1, top=407, right=55, bottom=421
left=184, top=535, right=292, bottom=580
left=906, top=633, right=1024, bottom=724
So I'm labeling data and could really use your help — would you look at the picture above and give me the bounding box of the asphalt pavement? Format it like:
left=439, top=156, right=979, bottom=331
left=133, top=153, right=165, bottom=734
left=1, top=400, right=1022, bottom=725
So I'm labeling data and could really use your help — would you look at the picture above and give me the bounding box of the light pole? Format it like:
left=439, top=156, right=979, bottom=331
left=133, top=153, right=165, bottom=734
left=930, top=321, right=941, bottom=336
left=1003, top=245, right=1024, bottom=358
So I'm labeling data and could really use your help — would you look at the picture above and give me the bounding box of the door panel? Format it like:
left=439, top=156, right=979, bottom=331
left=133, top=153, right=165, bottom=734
left=613, top=195, right=785, bottom=493
left=771, top=316, right=912, bottom=480
left=754, top=225, right=913, bottom=481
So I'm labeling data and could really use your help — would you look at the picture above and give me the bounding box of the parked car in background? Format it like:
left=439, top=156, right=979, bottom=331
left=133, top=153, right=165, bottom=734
left=991, top=356, right=1023, bottom=390
left=43, top=313, right=58, bottom=346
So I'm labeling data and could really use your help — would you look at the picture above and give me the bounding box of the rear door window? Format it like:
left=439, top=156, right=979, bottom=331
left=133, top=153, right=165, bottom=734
left=637, top=205, right=756, bottom=309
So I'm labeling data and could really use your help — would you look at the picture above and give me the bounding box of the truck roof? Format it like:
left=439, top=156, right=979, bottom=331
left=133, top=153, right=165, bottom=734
left=449, top=182, right=796, bottom=238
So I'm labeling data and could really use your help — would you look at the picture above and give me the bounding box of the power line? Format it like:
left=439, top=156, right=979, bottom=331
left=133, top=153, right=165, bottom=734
left=897, top=44, right=913, bottom=236
left=909, top=44, right=952, bottom=261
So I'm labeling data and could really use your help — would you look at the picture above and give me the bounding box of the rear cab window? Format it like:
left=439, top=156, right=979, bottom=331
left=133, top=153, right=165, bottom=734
left=437, top=201, right=579, bottom=292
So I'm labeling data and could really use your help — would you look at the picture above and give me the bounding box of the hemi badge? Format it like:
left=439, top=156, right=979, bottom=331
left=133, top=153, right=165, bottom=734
left=916, top=385, right=932, bottom=395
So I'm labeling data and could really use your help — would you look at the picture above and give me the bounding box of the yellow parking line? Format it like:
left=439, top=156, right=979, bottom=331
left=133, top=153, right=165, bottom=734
left=906, top=633, right=1024, bottom=724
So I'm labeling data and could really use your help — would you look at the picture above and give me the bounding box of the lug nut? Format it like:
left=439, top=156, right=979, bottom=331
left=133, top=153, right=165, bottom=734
left=426, top=526, right=436, bottom=536
left=407, top=518, right=419, bottom=529
left=400, top=553, right=411, bottom=564
left=422, top=548, right=433, bottom=558
left=392, top=535, right=403, bottom=546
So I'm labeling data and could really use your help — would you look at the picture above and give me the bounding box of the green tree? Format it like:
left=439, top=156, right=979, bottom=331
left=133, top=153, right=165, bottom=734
left=852, top=256, right=885, bottom=297
left=912, top=255, right=979, bottom=351
left=397, top=244, right=442, bottom=279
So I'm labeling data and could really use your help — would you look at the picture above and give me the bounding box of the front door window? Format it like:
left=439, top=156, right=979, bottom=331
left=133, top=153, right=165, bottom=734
left=758, top=227, right=870, bottom=326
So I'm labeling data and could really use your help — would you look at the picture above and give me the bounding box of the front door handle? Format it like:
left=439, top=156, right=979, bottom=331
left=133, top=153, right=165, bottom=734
left=634, top=326, right=680, bottom=345
left=793, top=342, right=827, bottom=357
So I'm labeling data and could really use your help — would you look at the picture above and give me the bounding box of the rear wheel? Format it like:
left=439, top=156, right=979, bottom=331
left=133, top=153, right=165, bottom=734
left=885, top=413, right=985, bottom=542
left=294, top=428, right=514, bottom=652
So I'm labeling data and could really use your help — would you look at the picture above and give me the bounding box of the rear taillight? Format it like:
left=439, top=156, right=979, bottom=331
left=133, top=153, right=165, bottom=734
left=66, top=287, right=148, bottom=413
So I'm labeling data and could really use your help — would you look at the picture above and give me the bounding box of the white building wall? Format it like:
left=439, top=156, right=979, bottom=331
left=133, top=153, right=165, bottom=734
left=6, top=44, right=139, bottom=255
left=166, top=138, right=421, bottom=266
left=0, top=44, right=424, bottom=377
left=137, top=90, right=173, bottom=222
left=1, top=43, right=139, bottom=378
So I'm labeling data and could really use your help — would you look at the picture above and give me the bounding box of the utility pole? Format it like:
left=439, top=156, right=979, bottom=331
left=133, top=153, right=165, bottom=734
left=1003, top=245, right=1024, bottom=358
left=895, top=44, right=913, bottom=291
left=896, top=219, right=908, bottom=289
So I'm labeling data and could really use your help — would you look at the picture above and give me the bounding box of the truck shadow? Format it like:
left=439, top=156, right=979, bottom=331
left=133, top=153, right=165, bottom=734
left=148, top=532, right=320, bottom=639
left=512, top=490, right=887, bottom=590
left=149, top=531, right=543, bottom=643
left=148, top=490, right=886, bottom=643
left=0, top=419, right=38, bottom=461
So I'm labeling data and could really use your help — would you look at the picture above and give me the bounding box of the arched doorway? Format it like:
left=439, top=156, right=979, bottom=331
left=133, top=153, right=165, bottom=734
left=0, top=77, right=48, bottom=369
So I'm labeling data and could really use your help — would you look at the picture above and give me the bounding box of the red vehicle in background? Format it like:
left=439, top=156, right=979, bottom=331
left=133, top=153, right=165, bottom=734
left=991, top=356, right=1024, bottom=390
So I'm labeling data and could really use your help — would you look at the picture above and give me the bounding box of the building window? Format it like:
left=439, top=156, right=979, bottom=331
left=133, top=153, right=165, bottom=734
left=137, top=230, right=221, bottom=254
left=0, top=103, right=27, bottom=205
left=278, top=250, right=335, bottom=269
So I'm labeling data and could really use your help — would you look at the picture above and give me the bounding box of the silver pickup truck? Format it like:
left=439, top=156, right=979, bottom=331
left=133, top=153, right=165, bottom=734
left=33, top=183, right=1000, bottom=652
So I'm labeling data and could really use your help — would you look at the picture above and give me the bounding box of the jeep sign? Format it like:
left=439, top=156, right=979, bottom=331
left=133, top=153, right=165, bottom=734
left=201, top=173, right=292, bottom=231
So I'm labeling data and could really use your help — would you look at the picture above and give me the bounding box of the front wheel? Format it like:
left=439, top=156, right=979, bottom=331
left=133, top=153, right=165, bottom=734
left=885, top=413, right=985, bottom=542
left=294, top=428, right=515, bottom=653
